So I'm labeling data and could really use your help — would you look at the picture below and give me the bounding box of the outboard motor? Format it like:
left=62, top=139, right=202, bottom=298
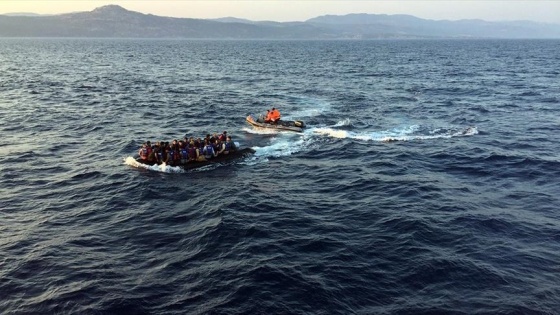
left=294, top=120, right=305, bottom=128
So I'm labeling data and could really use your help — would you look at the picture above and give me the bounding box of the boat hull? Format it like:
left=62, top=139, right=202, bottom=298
left=136, top=148, right=255, bottom=170
left=246, top=115, right=304, bottom=132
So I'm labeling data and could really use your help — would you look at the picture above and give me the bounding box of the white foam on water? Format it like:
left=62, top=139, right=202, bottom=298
left=313, top=128, right=349, bottom=139
left=311, top=124, right=420, bottom=141
left=333, top=118, right=352, bottom=127
left=457, top=126, right=479, bottom=136
left=124, top=156, right=185, bottom=173
left=255, top=136, right=305, bottom=158
left=241, top=132, right=309, bottom=166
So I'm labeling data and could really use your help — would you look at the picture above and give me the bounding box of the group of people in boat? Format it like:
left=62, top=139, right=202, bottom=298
left=138, top=131, right=237, bottom=166
left=263, top=107, right=281, bottom=123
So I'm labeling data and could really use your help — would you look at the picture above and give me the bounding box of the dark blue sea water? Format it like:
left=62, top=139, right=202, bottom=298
left=1, top=38, right=560, bottom=314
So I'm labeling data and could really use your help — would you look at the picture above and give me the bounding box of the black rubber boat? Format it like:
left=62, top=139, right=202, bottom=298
left=135, top=148, right=255, bottom=170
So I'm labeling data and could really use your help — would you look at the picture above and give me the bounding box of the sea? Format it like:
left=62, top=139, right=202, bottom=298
left=1, top=38, right=559, bottom=314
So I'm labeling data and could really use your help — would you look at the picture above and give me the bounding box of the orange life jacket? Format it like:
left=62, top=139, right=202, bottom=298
left=270, top=109, right=281, bottom=121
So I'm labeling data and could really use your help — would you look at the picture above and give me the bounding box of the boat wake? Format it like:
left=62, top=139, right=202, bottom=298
left=312, top=120, right=478, bottom=142
left=241, top=134, right=307, bottom=166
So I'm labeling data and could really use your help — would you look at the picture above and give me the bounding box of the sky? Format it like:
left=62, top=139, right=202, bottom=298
left=1, top=1, right=560, bottom=24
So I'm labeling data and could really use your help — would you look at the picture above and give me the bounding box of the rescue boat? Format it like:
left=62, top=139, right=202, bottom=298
left=246, top=114, right=305, bottom=132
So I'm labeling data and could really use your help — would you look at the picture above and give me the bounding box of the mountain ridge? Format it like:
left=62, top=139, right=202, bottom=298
left=1, top=5, right=559, bottom=39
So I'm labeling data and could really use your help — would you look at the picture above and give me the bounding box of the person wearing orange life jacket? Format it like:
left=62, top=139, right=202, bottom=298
left=263, top=109, right=271, bottom=123
left=268, top=107, right=281, bottom=123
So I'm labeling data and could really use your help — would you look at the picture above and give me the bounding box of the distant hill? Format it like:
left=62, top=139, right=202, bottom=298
left=0, top=5, right=324, bottom=39
left=305, top=13, right=560, bottom=39
left=1, top=5, right=559, bottom=39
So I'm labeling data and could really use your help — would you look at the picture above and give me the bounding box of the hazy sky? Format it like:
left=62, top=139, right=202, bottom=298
left=2, top=1, right=560, bottom=24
